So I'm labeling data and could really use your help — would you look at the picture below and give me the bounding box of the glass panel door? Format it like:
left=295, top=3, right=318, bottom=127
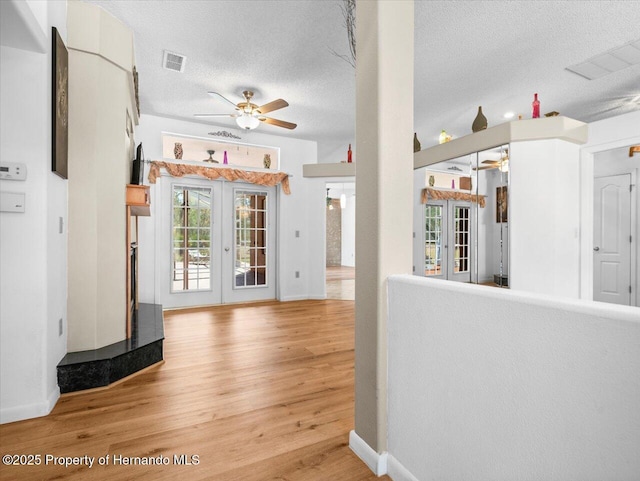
left=234, top=191, right=268, bottom=288
left=450, top=204, right=471, bottom=282
left=425, top=202, right=445, bottom=277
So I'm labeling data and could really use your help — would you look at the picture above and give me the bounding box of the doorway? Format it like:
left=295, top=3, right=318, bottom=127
left=593, top=173, right=633, bottom=305
left=161, top=178, right=277, bottom=308
left=424, top=200, right=472, bottom=282
left=325, top=182, right=355, bottom=300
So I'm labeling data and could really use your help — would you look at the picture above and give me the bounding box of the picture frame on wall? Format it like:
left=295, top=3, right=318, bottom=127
left=496, top=185, right=508, bottom=223
left=52, top=26, right=68, bottom=179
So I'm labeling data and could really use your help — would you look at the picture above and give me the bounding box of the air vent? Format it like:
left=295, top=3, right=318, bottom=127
left=163, top=50, right=186, bottom=73
left=566, top=39, right=640, bottom=80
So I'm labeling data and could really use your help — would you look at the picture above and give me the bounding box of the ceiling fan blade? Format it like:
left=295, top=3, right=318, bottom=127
left=260, top=117, right=297, bottom=130
left=481, top=160, right=500, bottom=165
left=207, top=91, right=240, bottom=110
left=473, top=165, right=497, bottom=171
left=194, top=113, right=239, bottom=118
left=256, top=99, right=288, bottom=115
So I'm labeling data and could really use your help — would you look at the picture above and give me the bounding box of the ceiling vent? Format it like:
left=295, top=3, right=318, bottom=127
left=566, top=39, right=640, bottom=80
left=163, top=50, right=186, bottom=73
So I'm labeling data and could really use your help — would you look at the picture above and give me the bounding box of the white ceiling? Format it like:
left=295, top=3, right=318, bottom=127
left=87, top=0, right=640, bottom=159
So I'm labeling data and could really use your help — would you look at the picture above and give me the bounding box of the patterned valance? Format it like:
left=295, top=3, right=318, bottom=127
left=148, top=161, right=291, bottom=195
left=421, top=187, right=485, bottom=207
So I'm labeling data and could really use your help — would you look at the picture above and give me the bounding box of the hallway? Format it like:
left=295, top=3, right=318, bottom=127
left=0, top=300, right=387, bottom=481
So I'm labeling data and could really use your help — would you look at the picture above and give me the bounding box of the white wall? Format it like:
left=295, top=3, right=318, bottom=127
left=341, top=189, right=356, bottom=267
left=387, top=275, right=640, bottom=481
left=0, top=0, right=67, bottom=424
left=134, top=114, right=321, bottom=304
left=510, top=139, right=581, bottom=298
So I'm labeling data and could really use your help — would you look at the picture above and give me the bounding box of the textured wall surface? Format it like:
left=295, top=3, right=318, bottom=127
left=326, top=201, right=342, bottom=266
left=388, top=275, right=640, bottom=481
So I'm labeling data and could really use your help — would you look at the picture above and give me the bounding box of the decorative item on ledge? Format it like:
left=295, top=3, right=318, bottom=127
left=472, top=106, right=488, bottom=132
left=223, top=150, right=228, bottom=165
left=544, top=111, right=559, bottom=117
left=439, top=130, right=452, bottom=144
left=263, top=153, right=271, bottom=169
left=174, top=142, right=183, bottom=160
left=428, top=175, right=435, bottom=187
left=347, top=144, right=353, bottom=163
left=203, top=150, right=218, bottom=163
left=421, top=187, right=486, bottom=207
left=413, top=133, right=421, bottom=153
left=208, top=130, right=241, bottom=139
left=532, top=93, right=540, bottom=118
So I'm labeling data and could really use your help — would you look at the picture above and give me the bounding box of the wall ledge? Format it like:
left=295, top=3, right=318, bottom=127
left=349, top=430, right=388, bottom=476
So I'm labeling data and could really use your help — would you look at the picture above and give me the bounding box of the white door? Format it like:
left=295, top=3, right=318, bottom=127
left=162, top=179, right=276, bottom=308
left=594, top=174, right=631, bottom=305
left=221, top=186, right=277, bottom=303
left=424, top=201, right=472, bottom=282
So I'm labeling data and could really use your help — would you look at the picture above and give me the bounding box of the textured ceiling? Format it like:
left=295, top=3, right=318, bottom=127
left=87, top=0, right=640, bottom=159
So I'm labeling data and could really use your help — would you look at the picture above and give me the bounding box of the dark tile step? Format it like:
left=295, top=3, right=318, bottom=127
left=57, top=303, right=164, bottom=393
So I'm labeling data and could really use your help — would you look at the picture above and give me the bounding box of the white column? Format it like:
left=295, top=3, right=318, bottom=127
left=354, top=0, right=414, bottom=453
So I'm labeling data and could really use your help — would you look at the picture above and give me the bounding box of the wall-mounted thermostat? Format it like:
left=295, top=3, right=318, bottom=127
left=0, top=162, right=27, bottom=181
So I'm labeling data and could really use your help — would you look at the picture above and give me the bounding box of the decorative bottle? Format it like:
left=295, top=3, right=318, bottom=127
left=347, top=144, right=353, bottom=163
left=532, top=93, right=540, bottom=119
left=472, top=106, right=487, bottom=132
left=223, top=150, right=228, bottom=165
left=413, top=133, right=421, bottom=153
left=263, top=153, right=271, bottom=169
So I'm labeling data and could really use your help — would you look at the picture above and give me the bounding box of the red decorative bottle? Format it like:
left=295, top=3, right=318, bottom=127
left=532, top=93, right=540, bottom=119
left=347, top=144, right=353, bottom=163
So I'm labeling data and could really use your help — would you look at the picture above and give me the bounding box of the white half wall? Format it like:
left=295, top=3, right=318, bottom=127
left=134, top=114, right=321, bottom=305
left=387, top=275, right=640, bottom=481
left=0, top=0, right=67, bottom=424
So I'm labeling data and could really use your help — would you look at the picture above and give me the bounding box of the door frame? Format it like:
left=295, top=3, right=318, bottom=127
left=579, top=127, right=640, bottom=305
left=154, top=172, right=280, bottom=309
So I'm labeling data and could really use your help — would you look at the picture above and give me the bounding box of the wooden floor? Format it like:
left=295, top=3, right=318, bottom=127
left=326, top=266, right=355, bottom=301
left=0, top=300, right=389, bottom=481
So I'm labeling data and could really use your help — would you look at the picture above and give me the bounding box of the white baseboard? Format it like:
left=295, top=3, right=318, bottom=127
left=280, top=295, right=309, bottom=302
left=349, top=430, right=388, bottom=476
left=387, top=454, right=420, bottom=481
left=0, top=386, right=59, bottom=424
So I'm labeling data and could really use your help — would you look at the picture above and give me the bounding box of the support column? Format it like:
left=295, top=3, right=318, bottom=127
left=354, top=0, right=414, bottom=454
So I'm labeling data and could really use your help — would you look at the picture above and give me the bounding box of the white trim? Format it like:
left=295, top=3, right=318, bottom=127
left=280, top=295, right=311, bottom=302
left=387, top=454, right=420, bottom=481
left=0, top=386, right=59, bottom=425
left=349, top=430, right=388, bottom=476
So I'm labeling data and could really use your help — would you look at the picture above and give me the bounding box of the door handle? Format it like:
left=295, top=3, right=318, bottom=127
left=224, top=247, right=230, bottom=252
left=593, top=246, right=600, bottom=252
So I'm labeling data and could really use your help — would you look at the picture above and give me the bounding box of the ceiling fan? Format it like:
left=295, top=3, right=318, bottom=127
left=194, top=90, right=297, bottom=130
left=473, top=150, right=509, bottom=172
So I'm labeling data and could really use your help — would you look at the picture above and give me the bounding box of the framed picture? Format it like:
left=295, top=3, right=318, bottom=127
left=496, top=185, right=508, bottom=223
left=52, top=27, right=68, bottom=179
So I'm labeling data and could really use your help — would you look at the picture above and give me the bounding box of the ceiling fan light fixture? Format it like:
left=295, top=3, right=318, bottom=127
left=236, top=112, right=260, bottom=130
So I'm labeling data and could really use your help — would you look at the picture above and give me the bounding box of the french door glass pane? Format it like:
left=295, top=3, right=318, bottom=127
left=425, top=205, right=443, bottom=276
left=235, top=191, right=268, bottom=288
left=454, top=206, right=470, bottom=273
left=171, top=186, right=212, bottom=292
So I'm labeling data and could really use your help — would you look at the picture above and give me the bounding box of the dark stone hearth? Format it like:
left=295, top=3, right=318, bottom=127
left=57, top=303, right=164, bottom=393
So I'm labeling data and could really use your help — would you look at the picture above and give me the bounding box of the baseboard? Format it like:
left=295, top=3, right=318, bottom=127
left=349, top=430, right=388, bottom=476
left=387, top=454, right=420, bottom=481
left=280, top=295, right=311, bottom=302
left=1, top=386, right=59, bottom=425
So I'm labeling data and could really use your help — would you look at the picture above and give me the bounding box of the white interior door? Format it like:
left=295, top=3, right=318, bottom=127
left=161, top=179, right=276, bottom=308
left=424, top=201, right=472, bottom=282
left=594, top=174, right=632, bottom=305
left=221, top=184, right=277, bottom=303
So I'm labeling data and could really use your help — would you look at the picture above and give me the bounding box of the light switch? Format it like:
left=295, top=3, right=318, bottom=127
left=0, top=192, right=25, bottom=212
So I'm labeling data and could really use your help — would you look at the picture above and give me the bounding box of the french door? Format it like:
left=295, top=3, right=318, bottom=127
left=161, top=178, right=276, bottom=308
left=424, top=200, right=472, bottom=282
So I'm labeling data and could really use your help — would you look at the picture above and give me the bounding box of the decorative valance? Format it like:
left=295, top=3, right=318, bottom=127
left=421, top=187, right=485, bottom=207
left=148, top=161, right=291, bottom=194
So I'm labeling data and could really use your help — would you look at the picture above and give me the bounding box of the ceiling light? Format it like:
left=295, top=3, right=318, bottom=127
left=566, top=38, right=640, bottom=80
left=340, top=193, right=346, bottom=209
left=236, top=112, right=260, bottom=130
left=503, top=112, right=514, bottom=119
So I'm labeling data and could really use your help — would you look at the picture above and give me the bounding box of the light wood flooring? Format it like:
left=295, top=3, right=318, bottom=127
left=326, top=266, right=355, bottom=300
left=0, top=300, right=389, bottom=481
